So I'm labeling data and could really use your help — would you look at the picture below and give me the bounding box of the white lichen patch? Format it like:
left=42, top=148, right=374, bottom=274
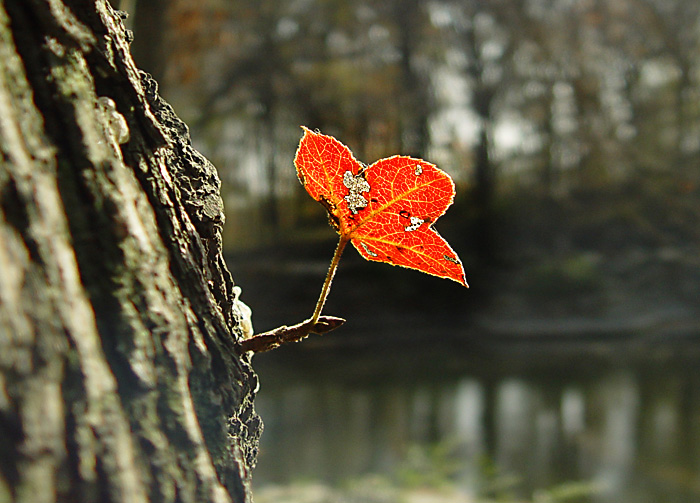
left=360, top=242, right=378, bottom=257
left=343, top=170, right=371, bottom=214
left=404, top=216, right=425, bottom=232
left=98, top=96, right=130, bottom=144
left=443, top=254, right=461, bottom=264
left=414, top=164, right=423, bottom=176
left=232, top=286, right=254, bottom=339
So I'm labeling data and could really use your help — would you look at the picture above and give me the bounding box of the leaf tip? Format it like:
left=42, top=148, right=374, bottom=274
left=446, top=267, right=469, bottom=288
left=299, top=125, right=316, bottom=137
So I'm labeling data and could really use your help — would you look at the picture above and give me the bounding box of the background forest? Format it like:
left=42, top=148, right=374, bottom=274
left=126, top=0, right=700, bottom=328
left=121, top=0, right=700, bottom=502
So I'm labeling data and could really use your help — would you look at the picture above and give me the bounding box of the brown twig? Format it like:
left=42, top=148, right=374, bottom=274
left=239, top=315, right=346, bottom=353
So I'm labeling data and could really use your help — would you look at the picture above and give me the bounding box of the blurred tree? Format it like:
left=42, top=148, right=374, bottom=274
left=390, top=0, right=432, bottom=157
left=0, top=1, right=260, bottom=502
left=128, top=0, right=169, bottom=83
left=464, top=2, right=509, bottom=262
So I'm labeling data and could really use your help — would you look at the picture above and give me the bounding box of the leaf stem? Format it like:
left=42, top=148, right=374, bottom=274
left=311, top=236, right=349, bottom=325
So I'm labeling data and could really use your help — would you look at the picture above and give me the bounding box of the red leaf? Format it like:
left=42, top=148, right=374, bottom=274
left=295, top=127, right=468, bottom=287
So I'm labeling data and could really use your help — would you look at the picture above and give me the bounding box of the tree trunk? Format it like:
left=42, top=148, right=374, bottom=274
left=0, top=1, right=261, bottom=502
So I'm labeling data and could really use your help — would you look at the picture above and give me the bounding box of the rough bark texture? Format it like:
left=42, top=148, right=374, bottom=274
left=0, top=1, right=261, bottom=502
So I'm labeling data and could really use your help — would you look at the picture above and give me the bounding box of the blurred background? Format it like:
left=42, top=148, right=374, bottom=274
left=120, top=0, right=700, bottom=501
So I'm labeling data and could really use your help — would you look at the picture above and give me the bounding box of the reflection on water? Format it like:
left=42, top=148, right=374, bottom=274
left=253, top=341, right=700, bottom=502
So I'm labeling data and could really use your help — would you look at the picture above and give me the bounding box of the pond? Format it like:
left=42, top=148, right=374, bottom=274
left=251, top=336, right=700, bottom=503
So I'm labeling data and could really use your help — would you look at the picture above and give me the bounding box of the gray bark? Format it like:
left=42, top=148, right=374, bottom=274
left=0, top=1, right=261, bottom=502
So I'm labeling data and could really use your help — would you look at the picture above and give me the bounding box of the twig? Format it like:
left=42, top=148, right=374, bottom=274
left=239, top=315, right=346, bottom=353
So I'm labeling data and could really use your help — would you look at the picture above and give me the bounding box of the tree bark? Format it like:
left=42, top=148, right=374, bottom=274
left=0, top=1, right=261, bottom=502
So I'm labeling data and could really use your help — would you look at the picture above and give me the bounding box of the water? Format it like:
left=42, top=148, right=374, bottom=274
left=230, top=247, right=700, bottom=501
left=252, top=338, right=700, bottom=502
